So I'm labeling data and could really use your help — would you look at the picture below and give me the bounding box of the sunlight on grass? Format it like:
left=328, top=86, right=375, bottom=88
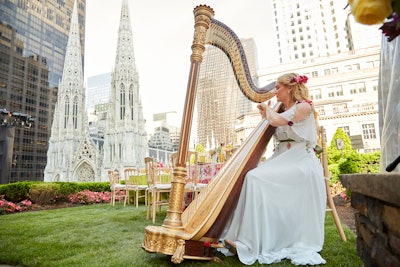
left=0, top=204, right=363, bottom=267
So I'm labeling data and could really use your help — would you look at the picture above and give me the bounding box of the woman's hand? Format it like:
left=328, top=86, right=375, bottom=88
left=257, top=103, right=267, bottom=119
left=257, top=101, right=272, bottom=119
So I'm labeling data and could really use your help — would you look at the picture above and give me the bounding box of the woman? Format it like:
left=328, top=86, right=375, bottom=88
left=222, top=73, right=327, bottom=265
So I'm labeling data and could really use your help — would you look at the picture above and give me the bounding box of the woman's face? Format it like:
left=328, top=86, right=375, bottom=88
left=275, top=81, right=291, bottom=103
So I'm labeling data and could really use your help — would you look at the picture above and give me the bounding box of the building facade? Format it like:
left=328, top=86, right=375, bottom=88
left=44, top=0, right=101, bottom=182
left=102, top=0, right=147, bottom=179
left=86, top=72, right=112, bottom=112
left=86, top=72, right=112, bottom=149
left=271, top=0, right=380, bottom=64
left=0, top=0, right=86, bottom=182
left=257, top=46, right=380, bottom=153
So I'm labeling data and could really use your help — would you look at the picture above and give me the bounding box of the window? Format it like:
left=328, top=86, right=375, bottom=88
left=310, top=88, right=322, bottom=100
left=120, top=86, right=125, bottom=120
left=349, top=83, right=357, bottom=94
left=335, top=85, right=343, bottom=96
left=324, top=69, right=331, bottom=75
left=358, top=82, right=366, bottom=93
left=333, top=103, right=348, bottom=114
left=73, top=97, right=78, bottom=129
left=129, top=89, right=134, bottom=120
left=362, top=124, right=376, bottom=139
left=339, top=126, right=350, bottom=136
left=64, top=97, right=69, bottom=129
left=315, top=106, right=325, bottom=116
left=372, top=80, right=378, bottom=91
left=327, top=87, right=335, bottom=97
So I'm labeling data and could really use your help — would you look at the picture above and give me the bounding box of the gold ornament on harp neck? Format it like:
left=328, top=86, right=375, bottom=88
left=193, top=27, right=206, bottom=46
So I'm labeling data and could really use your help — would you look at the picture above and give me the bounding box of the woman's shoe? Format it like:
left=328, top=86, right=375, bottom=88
left=224, top=239, right=237, bottom=255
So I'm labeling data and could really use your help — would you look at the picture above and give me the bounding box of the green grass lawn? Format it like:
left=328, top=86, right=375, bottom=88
left=0, top=204, right=363, bottom=267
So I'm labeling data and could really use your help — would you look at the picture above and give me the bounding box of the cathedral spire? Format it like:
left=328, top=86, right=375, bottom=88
left=44, top=0, right=101, bottom=182
left=114, top=0, right=137, bottom=76
left=61, top=0, right=84, bottom=90
left=102, top=0, right=148, bottom=178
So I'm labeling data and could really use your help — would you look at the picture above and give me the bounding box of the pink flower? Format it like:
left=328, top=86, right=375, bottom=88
left=290, top=75, right=308, bottom=84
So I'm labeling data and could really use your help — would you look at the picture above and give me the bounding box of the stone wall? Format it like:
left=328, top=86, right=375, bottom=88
left=341, top=173, right=400, bottom=267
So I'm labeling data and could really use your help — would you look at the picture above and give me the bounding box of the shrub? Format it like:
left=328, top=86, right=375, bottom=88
left=0, top=181, right=110, bottom=205
left=29, top=183, right=61, bottom=205
left=76, top=182, right=110, bottom=192
left=328, top=164, right=340, bottom=185
left=56, top=182, right=80, bottom=197
left=0, top=181, right=36, bottom=203
left=339, top=151, right=380, bottom=174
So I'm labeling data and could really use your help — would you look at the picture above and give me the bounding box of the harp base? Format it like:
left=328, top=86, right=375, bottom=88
left=142, top=225, right=220, bottom=263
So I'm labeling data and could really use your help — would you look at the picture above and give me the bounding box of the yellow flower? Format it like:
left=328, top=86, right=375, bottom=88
left=349, top=0, right=393, bottom=25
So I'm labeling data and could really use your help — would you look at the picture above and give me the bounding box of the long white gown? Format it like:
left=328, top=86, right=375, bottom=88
left=221, top=103, right=327, bottom=265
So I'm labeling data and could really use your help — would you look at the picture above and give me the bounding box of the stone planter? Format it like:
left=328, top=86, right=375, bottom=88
left=341, top=173, right=400, bottom=267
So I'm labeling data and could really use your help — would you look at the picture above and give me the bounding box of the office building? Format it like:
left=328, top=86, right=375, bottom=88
left=271, top=0, right=380, bottom=64
left=0, top=0, right=86, bottom=182
left=257, top=46, right=380, bottom=153
left=196, top=38, right=257, bottom=149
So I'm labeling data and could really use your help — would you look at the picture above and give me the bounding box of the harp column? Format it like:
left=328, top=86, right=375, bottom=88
left=162, top=5, right=215, bottom=228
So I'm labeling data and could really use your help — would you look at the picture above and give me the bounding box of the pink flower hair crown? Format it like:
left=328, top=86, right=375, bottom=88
left=290, top=75, right=308, bottom=84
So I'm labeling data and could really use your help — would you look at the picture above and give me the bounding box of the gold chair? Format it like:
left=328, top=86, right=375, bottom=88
left=145, top=157, right=172, bottom=223
left=319, top=126, right=347, bottom=242
left=123, top=167, right=148, bottom=207
left=108, top=170, right=126, bottom=206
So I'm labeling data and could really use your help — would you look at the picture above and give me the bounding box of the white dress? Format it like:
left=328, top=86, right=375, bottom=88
left=221, top=103, right=327, bottom=265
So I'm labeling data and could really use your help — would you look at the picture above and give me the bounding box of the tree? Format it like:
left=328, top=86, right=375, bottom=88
left=327, top=128, right=354, bottom=164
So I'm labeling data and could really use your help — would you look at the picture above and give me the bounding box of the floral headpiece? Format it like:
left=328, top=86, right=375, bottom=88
left=290, top=75, right=308, bottom=84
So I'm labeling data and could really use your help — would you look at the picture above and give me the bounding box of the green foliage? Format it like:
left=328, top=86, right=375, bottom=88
left=29, top=183, right=61, bottom=205
left=76, top=182, right=110, bottom=192
left=328, top=164, right=341, bottom=185
left=0, top=181, right=36, bottom=203
left=0, top=205, right=362, bottom=267
left=55, top=182, right=80, bottom=197
left=0, top=181, right=110, bottom=203
left=327, top=128, right=354, bottom=164
left=339, top=151, right=381, bottom=174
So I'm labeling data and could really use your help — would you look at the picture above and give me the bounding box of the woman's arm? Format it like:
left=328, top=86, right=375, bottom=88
left=257, top=101, right=312, bottom=127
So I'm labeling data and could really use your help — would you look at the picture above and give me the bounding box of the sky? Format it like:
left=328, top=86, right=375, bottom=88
left=84, top=0, right=279, bottom=125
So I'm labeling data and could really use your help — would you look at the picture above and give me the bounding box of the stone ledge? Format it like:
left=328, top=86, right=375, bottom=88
left=340, top=173, right=400, bottom=207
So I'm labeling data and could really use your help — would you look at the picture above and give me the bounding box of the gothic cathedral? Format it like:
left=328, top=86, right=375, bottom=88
left=45, top=0, right=147, bottom=182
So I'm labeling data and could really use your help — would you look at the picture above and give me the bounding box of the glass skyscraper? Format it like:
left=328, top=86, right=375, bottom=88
left=196, top=38, right=257, bottom=149
left=0, top=0, right=86, bottom=182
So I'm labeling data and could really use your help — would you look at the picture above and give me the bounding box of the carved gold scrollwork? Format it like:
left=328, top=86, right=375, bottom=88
left=171, top=239, right=186, bottom=264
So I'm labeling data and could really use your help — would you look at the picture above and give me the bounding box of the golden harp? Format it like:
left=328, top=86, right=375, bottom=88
left=142, top=5, right=282, bottom=263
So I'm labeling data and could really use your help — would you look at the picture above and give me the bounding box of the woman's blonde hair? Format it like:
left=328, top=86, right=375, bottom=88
left=277, top=72, right=309, bottom=102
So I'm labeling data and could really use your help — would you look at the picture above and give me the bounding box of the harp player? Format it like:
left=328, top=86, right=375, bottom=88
left=222, top=73, right=327, bottom=266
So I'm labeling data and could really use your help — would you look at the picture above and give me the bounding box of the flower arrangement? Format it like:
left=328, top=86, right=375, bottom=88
left=347, top=0, right=400, bottom=41
left=290, top=75, right=308, bottom=84
left=0, top=195, right=33, bottom=215
left=69, top=190, right=112, bottom=204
